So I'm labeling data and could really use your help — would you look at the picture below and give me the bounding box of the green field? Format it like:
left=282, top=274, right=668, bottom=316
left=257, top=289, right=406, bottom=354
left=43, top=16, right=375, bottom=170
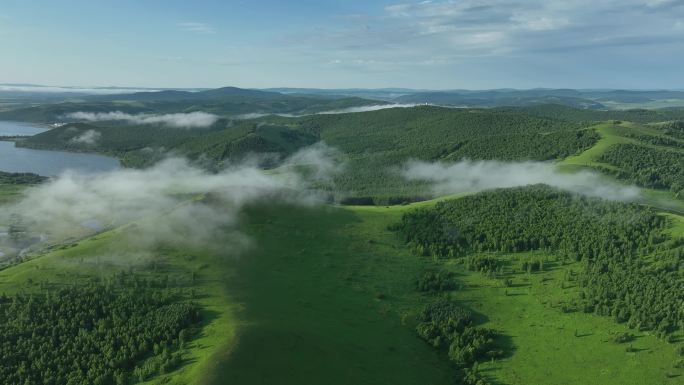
left=2, top=184, right=684, bottom=384
left=221, top=201, right=684, bottom=385
left=2, top=102, right=684, bottom=384
left=448, top=254, right=683, bottom=385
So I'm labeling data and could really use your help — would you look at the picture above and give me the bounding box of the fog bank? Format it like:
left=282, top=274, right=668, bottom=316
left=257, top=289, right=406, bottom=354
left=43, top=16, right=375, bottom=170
left=66, top=111, right=219, bottom=128
left=2, top=143, right=342, bottom=258
left=402, top=160, right=641, bottom=201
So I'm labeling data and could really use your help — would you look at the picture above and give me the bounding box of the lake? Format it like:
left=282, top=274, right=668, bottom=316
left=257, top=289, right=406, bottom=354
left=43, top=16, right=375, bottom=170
left=0, top=121, right=120, bottom=176
left=0, top=120, right=50, bottom=136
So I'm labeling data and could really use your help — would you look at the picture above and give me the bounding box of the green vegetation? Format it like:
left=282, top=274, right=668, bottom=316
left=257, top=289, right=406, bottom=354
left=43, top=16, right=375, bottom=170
left=598, top=144, right=684, bottom=198
left=2, top=192, right=683, bottom=384
left=416, top=270, right=458, bottom=293
left=416, top=299, right=504, bottom=385
left=0, top=171, right=45, bottom=205
left=0, top=283, right=200, bottom=385
left=0, top=171, right=46, bottom=185
left=0, top=87, right=383, bottom=123
left=18, top=105, right=600, bottom=202
left=447, top=252, right=684, bottom=385
left=558, top=121, right=684, bottom=207
left=20, top=121, right=318, bottom=168
left=288, top=106, right=595, bottom=202
left=206, top=204, right=453, bottom=385
left=0, top=222, right=237, bottom=385
left=4, top=101, right=684, bottom=385
left=394, top=186, right=684, bottom=337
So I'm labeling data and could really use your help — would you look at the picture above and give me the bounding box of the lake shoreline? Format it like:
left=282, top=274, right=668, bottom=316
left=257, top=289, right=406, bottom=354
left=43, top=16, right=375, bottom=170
left=0, top=120, right=121, bottom=176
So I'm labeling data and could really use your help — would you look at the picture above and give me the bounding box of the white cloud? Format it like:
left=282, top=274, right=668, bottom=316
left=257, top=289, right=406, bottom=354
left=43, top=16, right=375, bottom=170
left=70, top=129, right=101, bottom=145
left=232, top=104, right=419, bottom=120
left=402, top=159, right=641, bottom=201
left=2, top=143, right=342, bottom=255
left=178, top=22, right=216, bottom=34
left=317, top=104, right=420, bottom=114
left=510, top=12, right=570, bottom=31
left=0, top=84, right=163, bottom=94
left=66, top=111, right=220, bottom=128
left=297, top=0, right=684, bottom=69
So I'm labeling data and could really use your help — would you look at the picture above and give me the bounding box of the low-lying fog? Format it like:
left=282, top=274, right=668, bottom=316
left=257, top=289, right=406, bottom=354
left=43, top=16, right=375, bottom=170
left=401, top=159, right=640, bottom=201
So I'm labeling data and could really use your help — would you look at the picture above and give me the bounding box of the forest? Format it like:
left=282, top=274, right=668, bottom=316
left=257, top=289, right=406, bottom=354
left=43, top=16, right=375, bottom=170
left=0, top=171, right=46, bottom=185
left=598, top=144, right=684, bottom=198
left=394, top=185, right=684, bottom=337
left=289, top=106, right=597, bottom=202
left=0, top=277, right=200, bottom=385
left=416, top=300, right=502, bottom=385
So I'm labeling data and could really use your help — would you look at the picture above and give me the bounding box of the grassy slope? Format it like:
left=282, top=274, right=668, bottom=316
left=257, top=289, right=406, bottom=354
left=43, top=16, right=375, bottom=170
left=0, top=201, right=457, bottom=385
left=559, top=122, right=635, bottom=170
left=1, top=192, right=682, bottom=384
left=207, top=200, right=684, bottom=385
left=448, top=254, right=683, bottom=385
left=207, top=204, right=453, bottom=385
left=0, top=225, right=237, bottom=385
left=558, top=122, right=684, bottom=214
left=0, top=184, right=26, bottom=205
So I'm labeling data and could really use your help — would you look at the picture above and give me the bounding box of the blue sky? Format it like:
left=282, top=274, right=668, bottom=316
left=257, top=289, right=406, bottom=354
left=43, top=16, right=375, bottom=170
left=1, top=0, right=683, bottom=89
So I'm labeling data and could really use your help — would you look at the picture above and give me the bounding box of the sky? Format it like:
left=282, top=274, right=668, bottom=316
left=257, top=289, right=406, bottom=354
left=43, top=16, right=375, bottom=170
left=0, top=0, right=683, bottom=89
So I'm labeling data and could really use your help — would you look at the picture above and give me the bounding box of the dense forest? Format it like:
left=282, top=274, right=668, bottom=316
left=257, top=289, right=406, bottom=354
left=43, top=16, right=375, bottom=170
left=0, top=171, right=46, bottom=185
left=0, top=87, right=381, bottom=123
left=288, top=106, right=596, bottom=202
left=416, top=300, right=502, bottom=385
left=20, top=120, right=320, bottom=169
left=394, top=185, right=684, bottom=337
left=19, top=106, right=600, bottom=203
left=661, top=120, right=684, bottom=140
left=598, top=144, right=684, bottom=198
left=0, top=279, right=200, bottom=385
left=502, top=105, right=684, bottom=124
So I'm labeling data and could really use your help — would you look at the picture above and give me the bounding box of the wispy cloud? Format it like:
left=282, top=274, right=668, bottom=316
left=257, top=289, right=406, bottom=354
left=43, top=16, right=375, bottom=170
left=65, top=111, right=220, bottom=129
left=291, top=0, right=684, bottom=70
left=402, top=159, right=641, bottom=201
left=177, top=22, right=216, bottom=34
left=70, top=129, right=101, bottom=146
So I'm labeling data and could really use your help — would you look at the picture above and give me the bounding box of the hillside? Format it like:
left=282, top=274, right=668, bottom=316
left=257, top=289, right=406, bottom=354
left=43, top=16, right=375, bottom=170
left=0, top=86, right=385, bottom=123
left=3, top=101, right=684, bottom=385
left=19, top=105, right=601, bottom=202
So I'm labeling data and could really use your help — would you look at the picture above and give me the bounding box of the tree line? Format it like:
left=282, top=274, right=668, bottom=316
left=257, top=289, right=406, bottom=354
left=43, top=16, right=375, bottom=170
left=393, top=185, right=684, bottom=337
left=0, top=279, right=201, bottom=385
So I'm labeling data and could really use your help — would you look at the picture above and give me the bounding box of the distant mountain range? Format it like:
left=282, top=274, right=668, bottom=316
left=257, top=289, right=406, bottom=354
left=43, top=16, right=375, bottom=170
left=3, top=84, right=684, bottom=110
left=263, top=88, right=684, bottom=109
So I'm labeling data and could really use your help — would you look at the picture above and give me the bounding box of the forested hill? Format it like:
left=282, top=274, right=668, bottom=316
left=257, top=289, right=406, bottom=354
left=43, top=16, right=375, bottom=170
left=394, top=185, right=684, bottom=338
left=501, top=104, right=684, bottom=123
left=19, top=106, right=599, bottom=202
left=285, top=106, right=599, bottom=202
left=12, top=103, right=684, bottom=203
left=0, top=87, right=384, bottom=123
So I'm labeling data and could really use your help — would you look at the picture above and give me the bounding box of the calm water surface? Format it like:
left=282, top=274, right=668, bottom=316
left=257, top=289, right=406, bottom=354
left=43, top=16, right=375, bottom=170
left=0, top=121, right=120, bottom=176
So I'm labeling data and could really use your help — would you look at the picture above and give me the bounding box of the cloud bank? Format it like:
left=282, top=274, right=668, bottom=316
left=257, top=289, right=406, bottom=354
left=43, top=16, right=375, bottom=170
left=2, top=143, right=342, bottom=259
left=66, top=111, right=220, bottom=128
left=402, top=160, right=641, bottom=201
left=317, top=104, right=420, bottom=114
left=232, top=104, right=420, bottom=120
left=0, top=84, right=164, bottom=94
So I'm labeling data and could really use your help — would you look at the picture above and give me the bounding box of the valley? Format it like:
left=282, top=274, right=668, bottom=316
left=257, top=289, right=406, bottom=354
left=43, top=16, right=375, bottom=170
left=0, top=92, right=683, bottom=385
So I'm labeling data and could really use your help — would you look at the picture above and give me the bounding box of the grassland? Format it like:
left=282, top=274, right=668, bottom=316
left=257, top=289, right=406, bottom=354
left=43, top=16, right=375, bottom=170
left=0, top=184, right=26, bottom=205
left=558, top=121, right=684, bottom=214
left=2, top=103, right=684, bottom=384
left=1, top=188, right=683, bottom=384
left=447, top=253, right=683, bottom=385
left=0, top=222, right=238, bottom=385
